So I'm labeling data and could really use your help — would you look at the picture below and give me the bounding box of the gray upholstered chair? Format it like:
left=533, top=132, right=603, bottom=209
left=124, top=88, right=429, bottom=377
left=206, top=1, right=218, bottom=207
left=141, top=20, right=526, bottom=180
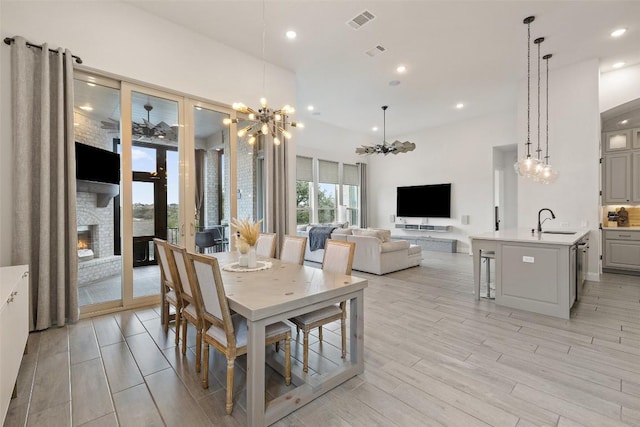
left=153, top=238, right=183, bottom=346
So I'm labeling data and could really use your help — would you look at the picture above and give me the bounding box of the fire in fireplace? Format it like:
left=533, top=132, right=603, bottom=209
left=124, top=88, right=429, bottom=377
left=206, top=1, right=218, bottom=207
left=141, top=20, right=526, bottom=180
left=77, top=225, right=95, bottom=261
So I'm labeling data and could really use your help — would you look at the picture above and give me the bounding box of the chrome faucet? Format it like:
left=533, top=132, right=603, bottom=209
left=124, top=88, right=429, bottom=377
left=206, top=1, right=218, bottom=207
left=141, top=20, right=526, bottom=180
left=537, top=208, right=556, bottom=232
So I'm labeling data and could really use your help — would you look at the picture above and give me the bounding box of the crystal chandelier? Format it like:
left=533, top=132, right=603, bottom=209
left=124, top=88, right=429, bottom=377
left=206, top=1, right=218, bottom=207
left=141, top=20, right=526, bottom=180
left=222, top=0, right=302, bottom=145
left=514, top=16, right=540, bottom=177
left=356, top=106, right=416, bottom=155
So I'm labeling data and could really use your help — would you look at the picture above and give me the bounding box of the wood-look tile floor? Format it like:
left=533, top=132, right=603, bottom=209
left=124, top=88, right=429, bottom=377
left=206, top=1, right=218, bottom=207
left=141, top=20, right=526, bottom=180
left=4, top=252, right=640, bottom=426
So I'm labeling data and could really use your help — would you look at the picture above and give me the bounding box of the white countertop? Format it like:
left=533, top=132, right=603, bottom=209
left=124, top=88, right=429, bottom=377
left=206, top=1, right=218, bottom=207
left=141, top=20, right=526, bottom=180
left=470, top=228, right=590, bottom=246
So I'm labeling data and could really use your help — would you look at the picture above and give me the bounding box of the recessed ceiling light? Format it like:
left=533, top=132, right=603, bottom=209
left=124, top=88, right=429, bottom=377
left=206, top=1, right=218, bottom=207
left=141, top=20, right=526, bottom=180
left=396, top=65, right=407, bottom=73
left=389, top=80, right=401, bottom=86
left=613, top=62, right=626, bottom=69
left=86, top=82, right=96, bottom=87
left=286, top=30, right=297, bottom=40
left=195, top=106, right=202, bottom=110
left=372, top=126, right=378, bottom=131
left=79, top=105, right=93, bottom=111
left=307, top=105, right=314, bottom=111
left=611, top=28, right=627, bottom=38
left=619, top=119, right=629, bottom=125
left=456, top=103, right=464, bottom=109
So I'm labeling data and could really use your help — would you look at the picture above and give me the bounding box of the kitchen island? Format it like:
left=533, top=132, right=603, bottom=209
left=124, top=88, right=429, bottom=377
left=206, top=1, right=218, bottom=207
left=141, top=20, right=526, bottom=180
left=470, top=228, right=590, bottom=319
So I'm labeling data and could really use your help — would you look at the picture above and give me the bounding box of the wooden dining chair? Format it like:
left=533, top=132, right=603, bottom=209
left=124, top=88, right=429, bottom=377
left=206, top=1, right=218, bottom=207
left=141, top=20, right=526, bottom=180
left=255, top=232, right=277, bottom=258
left=153, top=238, right=183, bottom=346
left=280, top=235, right=307, bottom=265
left=166, top=242, right=204, bottom=372
left=185, top=251, right=292, bottom=415
left=289, top=239, right=355, bottom=372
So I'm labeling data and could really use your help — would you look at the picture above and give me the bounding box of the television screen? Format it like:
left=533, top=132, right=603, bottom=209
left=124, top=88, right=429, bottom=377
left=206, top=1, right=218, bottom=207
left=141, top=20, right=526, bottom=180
left=396, top=183, right=451, bottom=218
left=75, top=142, right=120, bottom=184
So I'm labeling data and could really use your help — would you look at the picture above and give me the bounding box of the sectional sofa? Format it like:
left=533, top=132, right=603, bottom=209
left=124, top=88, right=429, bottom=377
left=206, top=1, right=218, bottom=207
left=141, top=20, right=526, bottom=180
left=297, top=226, right=422, bottom=275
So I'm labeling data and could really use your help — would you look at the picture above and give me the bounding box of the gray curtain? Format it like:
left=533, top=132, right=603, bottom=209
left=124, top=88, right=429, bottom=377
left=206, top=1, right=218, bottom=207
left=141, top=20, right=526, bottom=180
left=11, top=36, right=78, bottom=330
left=357, top=162, right=368, bottom=228
left=263, top=134, right=288, bottom=258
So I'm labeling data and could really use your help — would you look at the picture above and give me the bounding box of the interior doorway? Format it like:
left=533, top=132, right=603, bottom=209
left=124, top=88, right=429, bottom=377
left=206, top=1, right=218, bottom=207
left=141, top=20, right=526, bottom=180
left=493, top=145, right=518, bottom=230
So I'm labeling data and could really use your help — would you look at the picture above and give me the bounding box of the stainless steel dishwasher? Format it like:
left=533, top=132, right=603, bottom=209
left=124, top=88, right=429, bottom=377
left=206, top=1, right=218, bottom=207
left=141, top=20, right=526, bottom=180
left=576, top=235, right=589, bottom=301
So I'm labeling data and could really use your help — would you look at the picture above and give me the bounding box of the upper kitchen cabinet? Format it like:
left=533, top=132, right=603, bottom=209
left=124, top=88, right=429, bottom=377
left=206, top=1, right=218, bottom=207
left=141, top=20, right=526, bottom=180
left=603, top=129, right=633, bottom=152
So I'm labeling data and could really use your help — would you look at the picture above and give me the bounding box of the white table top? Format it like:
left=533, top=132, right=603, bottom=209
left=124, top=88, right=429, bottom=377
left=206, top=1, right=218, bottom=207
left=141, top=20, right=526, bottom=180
left=470, top=228, right=590, bottom=246
left=206, top=252, right=368, bottom=322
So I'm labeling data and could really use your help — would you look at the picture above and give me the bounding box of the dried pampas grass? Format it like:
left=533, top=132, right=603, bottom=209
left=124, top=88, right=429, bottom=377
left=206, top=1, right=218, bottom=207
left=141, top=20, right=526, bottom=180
left=231, top=217, right=262, bottom=246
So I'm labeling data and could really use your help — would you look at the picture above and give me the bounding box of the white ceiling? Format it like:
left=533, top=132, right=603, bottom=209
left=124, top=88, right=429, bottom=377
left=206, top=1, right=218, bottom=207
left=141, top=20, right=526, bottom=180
left=126, top=1, right=640, bottom=139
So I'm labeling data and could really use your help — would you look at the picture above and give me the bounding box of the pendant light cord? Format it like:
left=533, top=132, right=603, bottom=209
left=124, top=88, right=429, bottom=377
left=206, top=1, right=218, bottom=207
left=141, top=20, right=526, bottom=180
left=544, top=53, right=552, bottom=164
left=526, top=18, right=532, bottom=158
left=262, top=0, right=266, bottom=97
left=536, top=38, right=542, bottom=161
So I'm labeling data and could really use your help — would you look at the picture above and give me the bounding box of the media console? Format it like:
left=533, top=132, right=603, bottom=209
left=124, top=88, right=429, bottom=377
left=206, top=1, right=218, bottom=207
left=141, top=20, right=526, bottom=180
left=395, top=224, right=451, bottom=232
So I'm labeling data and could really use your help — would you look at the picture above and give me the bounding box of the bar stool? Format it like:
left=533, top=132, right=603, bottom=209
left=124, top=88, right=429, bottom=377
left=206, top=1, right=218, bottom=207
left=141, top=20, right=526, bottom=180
left=481, top=250, right=495, bottom=299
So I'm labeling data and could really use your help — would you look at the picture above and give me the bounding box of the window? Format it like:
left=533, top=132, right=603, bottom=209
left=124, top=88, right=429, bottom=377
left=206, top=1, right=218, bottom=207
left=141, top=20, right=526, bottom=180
left=296, top=156, right=361, bottom=226
left=296, top=156, right=313, bottom=225
left=342, top=163, right=360, bottom=227
left=318, top=160, right=339, bottom=223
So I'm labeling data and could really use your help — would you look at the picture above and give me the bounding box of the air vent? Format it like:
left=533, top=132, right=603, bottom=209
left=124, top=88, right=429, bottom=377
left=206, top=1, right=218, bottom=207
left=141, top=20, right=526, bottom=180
left=365, top=45, right=386, bottom=57
left=347, top=10, right=375, bottom=29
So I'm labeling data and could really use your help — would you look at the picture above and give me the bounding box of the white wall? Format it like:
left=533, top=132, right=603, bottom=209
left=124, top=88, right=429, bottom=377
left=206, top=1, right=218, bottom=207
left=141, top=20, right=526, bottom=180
left=367, top=110, right=516, bottom=254
left=0, top=1, right=296, bottom=266
left=599, top=63, right=640, bottom=112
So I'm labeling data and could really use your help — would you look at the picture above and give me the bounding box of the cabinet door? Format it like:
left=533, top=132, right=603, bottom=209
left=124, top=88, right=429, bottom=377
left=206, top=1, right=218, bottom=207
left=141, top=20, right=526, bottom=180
left=633, top=128, right=640, bottom=149
left=603, top=153, right=632, bottom=203
left=633, top=151, right=640, bottom=203
left=604, top=130, right=632, bottom=152
left=604, top=239, right=640, bottom=271
left=0, top=271, right=29, bottom=424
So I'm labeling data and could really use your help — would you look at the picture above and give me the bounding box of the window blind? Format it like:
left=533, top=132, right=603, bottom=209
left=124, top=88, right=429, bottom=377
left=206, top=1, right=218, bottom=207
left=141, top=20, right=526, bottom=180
left=343, top=163, right=359, bottom=186
left=296, top=156, right=313, bottom=182
left=318, top=160, right=339, bottom=184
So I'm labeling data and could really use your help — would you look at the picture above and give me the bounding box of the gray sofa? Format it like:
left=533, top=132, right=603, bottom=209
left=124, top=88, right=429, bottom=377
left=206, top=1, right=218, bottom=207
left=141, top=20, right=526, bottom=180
left=297, top=226, right=422, bottom=275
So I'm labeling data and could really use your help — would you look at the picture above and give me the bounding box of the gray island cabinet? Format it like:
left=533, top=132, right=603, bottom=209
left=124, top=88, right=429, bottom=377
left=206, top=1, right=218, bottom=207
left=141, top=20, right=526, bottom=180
left=470, top=228, right=590, bottom=319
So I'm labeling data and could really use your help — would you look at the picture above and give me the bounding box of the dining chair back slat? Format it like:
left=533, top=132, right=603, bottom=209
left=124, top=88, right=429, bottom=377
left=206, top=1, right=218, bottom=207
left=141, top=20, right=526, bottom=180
left=322, top=239, right=355, bottom=274
left=190, top=256, right=225, bottom=323
left=171, top=248, right=193, bottom=298
left=153, top=238, right=183, bottom=345
left=280, top=235, right=307, bottom=265
left=256, top=233, right=277, bottom=258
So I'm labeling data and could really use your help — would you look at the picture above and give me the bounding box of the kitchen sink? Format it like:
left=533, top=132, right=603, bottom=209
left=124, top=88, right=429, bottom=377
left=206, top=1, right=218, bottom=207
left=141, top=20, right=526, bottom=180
left=542, top=231, right=576, bottom=235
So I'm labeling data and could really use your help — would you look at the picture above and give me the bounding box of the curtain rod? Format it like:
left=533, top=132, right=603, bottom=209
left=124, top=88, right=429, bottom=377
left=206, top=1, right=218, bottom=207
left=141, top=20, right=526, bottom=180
left=3, top=37, right=83, bottom=64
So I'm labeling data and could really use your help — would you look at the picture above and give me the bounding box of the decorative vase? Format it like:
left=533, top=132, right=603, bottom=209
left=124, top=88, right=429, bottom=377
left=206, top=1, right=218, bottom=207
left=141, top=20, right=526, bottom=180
left=247, top=245, right=257, bottom=268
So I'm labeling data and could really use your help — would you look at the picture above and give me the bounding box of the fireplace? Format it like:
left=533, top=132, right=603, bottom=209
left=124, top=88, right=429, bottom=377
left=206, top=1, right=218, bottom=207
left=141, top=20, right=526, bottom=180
left=77, top=225, right=96, bottom=262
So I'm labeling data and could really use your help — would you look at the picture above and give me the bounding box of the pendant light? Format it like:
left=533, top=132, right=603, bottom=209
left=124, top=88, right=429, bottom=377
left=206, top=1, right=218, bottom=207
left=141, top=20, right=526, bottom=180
left=533, top=36, right=545, bottom=179
left=540, top=52, right=558, bottom=183
left=514, top=16, right=541, bottom=177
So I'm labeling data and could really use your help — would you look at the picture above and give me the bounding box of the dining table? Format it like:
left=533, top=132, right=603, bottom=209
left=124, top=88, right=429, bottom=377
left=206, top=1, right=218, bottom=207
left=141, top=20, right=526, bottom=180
left=207, top=251, right=368, bottom=427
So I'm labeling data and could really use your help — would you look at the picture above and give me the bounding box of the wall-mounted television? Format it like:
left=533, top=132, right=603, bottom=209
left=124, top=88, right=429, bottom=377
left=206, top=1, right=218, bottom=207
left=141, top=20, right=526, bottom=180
left=75, top=142, right=120, bottom=184
left=396, top=183, right=451, bottom=218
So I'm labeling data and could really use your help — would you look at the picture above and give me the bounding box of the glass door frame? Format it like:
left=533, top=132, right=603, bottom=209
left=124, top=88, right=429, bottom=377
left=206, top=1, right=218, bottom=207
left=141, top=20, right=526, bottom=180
left=184, top=99, right=239, bottom=252
left=121, top=82, right=186, bottom=309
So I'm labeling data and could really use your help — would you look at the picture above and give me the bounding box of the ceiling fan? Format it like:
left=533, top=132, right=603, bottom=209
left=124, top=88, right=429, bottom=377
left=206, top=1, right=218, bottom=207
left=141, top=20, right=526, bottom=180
left=101, top=103, right=178, bottom=142
left=355, top=106, right=416, bottom=155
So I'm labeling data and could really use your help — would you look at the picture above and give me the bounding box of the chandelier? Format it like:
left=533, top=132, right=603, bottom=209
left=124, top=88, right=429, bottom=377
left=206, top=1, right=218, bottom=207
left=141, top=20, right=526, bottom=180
left=223, top=99, right=302, bottom=146
left=223, top=0, right=302, bottom=145
left=356, top=106, right=416, bottom=155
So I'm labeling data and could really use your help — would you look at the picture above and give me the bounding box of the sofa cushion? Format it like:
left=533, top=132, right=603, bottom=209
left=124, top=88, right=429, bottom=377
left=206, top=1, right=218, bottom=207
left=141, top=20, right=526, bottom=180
left=331, top=228, right=353, bottom=236
left=369, top=228, right=392, bottom=242
left=352, top=228, right=384, bottom=241
left=380, top=240, right=410, bottom=253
